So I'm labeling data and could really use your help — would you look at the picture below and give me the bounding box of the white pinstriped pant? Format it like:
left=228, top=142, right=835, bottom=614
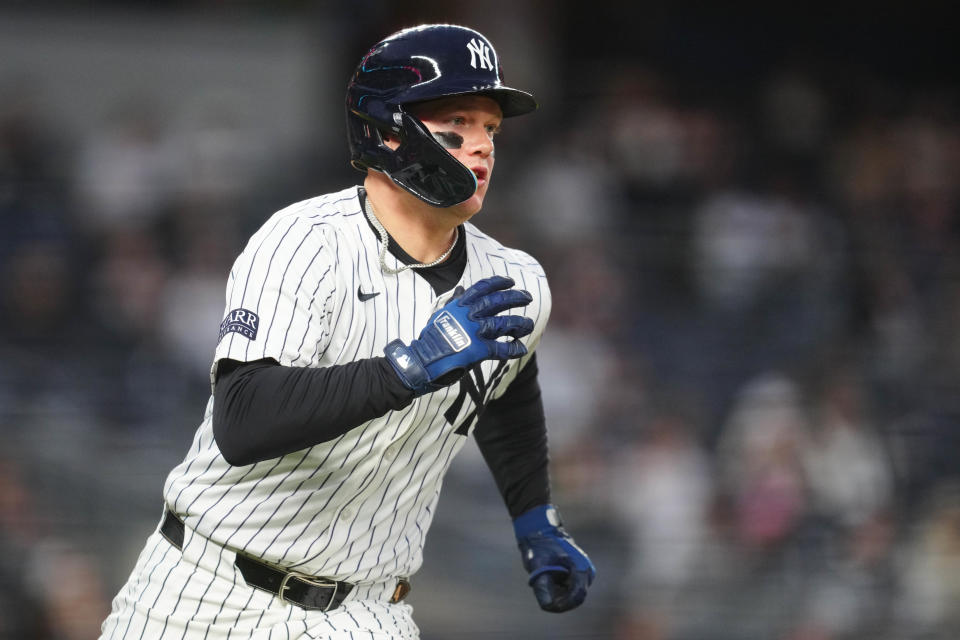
left=99, top=515, right=420, bottom=639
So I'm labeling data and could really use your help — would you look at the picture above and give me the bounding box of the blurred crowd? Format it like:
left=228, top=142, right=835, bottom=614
left=2, top=6, right=959, bottom=640
left=513, top=58, right=960, bottom=639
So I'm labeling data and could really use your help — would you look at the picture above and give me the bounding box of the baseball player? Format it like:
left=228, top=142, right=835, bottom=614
left=100, top=24, right=595, bottom=639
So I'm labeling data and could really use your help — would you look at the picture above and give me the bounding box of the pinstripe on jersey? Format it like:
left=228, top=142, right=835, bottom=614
left=161, top=185, right=551, bottom=587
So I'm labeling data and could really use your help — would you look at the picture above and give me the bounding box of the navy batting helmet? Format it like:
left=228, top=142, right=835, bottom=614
left=346, top=24, right=538, bottom=207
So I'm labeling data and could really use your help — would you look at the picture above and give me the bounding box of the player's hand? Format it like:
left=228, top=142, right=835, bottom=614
left=513, top=504, right=596, bottom=613
left=384, top=275, right=534, bottom=396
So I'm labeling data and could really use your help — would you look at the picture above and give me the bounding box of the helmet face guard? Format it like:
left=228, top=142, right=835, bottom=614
left=346, top=24, right=537, bottom=207
left=347, top=108, right=479, bottom=207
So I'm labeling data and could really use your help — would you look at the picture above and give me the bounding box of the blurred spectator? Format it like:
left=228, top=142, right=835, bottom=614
left=895, top=483, right=960, bottom=638
left=27, top=542, right=110, bottom=640
left=0, top=81, right=87, bottom=420
left=536, top=325, right=620, bottom=455
left=1, top=457, right=111, bottom=639
left=897, top=97, right=958, bottom=219
left=690, top=185, right=821, bottom=315
left=512, top=138, right=623, bottom=247
left=759, top=63, right=829, bottom=159
left=0, top=76, right=69, bottom=219
left=1, top=238, right=74, bottom=348
left=542, top=240, right=630, bottom=334
left=862, top=260, right=928, bottom=400
left=89, top=227, right=170, bottom=344
left=157, top=201, right=241, bottom=380
left=716, top=372, right=810, bottom=551
left=532, top=240, right=637, bottom=511
left=0, top=458, right=46, bottom=639
left=609, top=411, right=713, bottom=638
left=796, top=511, right=898, bottom=640
left=530, top=237, right=637, bottom=505
left=802, top=365, right=894, bottom=529
left=165, top=90, right=267, bottom=205
left=72, top=99, right=178, bottom=233
left=605, top=67, right=688, bottom=192
left=830, top=114, right=900, bottom=210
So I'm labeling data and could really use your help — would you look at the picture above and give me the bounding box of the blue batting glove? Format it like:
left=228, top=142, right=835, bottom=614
left=384, top=275, right=534, bottom=396
left=513, top=504, right=596, bottom=613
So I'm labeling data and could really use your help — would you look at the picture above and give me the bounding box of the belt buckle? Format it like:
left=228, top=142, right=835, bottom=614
left=278, top=570, right=339, bottom=612
left=390, top=578, right=411, bottom=604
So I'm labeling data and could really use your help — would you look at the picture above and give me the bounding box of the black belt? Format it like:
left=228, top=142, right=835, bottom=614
left=160, top=508, right=409, bottom=611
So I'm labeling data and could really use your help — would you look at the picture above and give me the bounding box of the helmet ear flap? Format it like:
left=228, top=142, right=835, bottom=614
left=347, top=111, right=382, bottom=171
left=388, top=112, right=477, bottom=207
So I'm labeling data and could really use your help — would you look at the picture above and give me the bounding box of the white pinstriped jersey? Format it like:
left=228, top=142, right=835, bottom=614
left=162, top=185, right=551, bottom=586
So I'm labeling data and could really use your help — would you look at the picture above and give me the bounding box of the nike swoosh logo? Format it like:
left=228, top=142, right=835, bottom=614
left=358, top=286, right=380, bottom=302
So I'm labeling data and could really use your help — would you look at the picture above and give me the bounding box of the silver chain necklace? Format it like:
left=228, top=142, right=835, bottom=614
left=364, top=195, right=458, bottom=274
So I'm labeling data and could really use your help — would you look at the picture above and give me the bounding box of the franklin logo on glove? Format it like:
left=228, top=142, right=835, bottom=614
left=435, top=311, right=471, bottom=351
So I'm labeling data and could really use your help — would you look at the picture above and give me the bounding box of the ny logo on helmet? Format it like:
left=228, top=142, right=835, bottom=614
left=466, top=38, right=493, bottom=71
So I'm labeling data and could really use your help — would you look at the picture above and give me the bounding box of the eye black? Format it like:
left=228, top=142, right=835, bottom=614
left=432, top=131, right=464, bottom=149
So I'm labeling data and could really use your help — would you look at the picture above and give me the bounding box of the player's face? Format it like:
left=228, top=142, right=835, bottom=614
left=406, top=96, right=503, bottom=215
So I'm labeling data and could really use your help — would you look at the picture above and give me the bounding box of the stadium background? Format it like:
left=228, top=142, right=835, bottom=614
left=1, top=2, right=957, bottom=638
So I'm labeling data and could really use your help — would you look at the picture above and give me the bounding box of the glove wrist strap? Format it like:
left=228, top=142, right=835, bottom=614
left=384, top=339, right=430, bottom=394
left=513, top=504, right=561, bottom=539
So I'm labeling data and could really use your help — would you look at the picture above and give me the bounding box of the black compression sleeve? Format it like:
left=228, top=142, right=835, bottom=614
left=212, top=357, right=415, bottom=466
left=473, top=353, right=551, bottom=518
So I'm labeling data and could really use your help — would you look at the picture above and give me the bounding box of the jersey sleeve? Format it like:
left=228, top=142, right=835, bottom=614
left=212, top=217, right=338, bottom=379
